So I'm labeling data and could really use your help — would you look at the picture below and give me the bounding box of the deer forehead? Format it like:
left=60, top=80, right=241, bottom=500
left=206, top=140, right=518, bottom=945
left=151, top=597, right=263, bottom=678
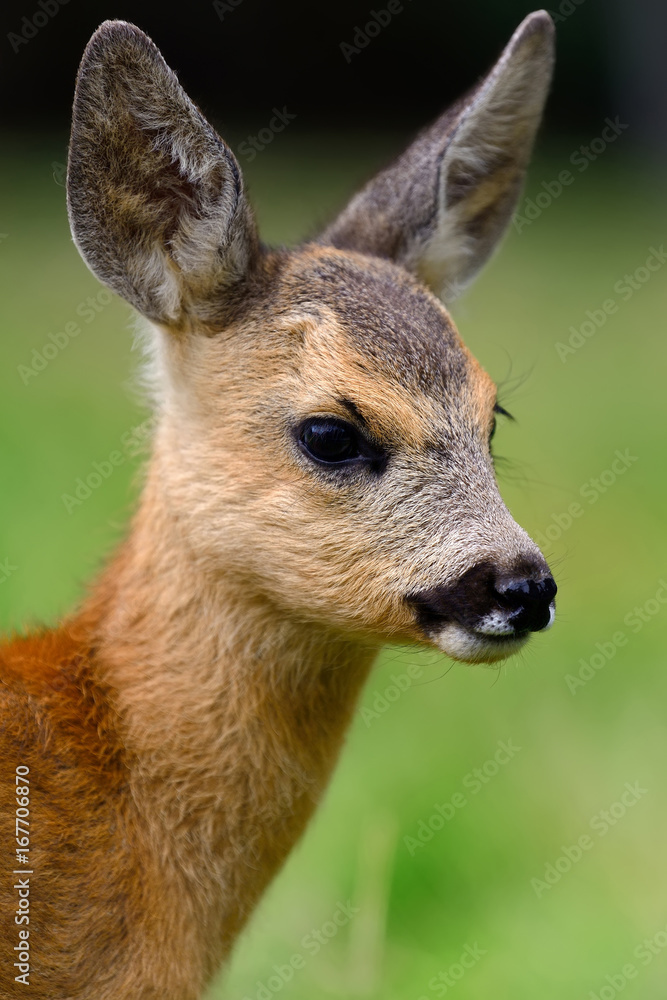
left=191, top=246, right=497, bottom=449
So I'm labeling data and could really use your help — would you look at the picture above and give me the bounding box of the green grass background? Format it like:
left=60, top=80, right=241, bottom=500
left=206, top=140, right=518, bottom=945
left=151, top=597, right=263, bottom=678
left=1, top=133, right=666, bottom=999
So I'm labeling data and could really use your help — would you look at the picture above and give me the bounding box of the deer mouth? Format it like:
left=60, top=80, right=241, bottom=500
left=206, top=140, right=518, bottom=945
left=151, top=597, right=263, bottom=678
left=407, top=567, right=556, bottom=665
left=415, top=603, right=555, bottom=664
left=428, top=622, right=533, bottom=664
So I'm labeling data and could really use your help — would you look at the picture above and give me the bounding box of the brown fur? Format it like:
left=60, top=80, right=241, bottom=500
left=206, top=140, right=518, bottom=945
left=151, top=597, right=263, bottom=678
left=0, top=14, right=555, bottom=998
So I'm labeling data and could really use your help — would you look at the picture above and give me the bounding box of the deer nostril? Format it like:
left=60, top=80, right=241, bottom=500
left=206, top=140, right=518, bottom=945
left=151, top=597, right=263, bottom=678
left=539, top=576, right=557, bottom=603
left=494, top=574, right=557, bottom=632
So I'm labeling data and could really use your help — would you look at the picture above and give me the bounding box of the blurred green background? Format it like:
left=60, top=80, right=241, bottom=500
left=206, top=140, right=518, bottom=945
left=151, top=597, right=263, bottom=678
left=1, top=2, right=667, bottom=999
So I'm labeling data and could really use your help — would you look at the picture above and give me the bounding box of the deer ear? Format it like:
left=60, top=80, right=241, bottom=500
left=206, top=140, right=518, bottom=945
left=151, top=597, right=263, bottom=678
left=67, top=21, right=259, bottom=327
left=321, top=11, right=554, bottom=302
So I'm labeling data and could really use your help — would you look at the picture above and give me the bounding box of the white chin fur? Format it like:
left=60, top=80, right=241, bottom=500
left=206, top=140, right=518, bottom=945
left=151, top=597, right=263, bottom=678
left=433, top=623, right=530, bottom=665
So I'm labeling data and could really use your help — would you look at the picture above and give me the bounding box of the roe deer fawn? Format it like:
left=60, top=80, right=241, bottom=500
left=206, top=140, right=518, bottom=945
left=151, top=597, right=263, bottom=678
left=0, top=12, right=556, bottom=999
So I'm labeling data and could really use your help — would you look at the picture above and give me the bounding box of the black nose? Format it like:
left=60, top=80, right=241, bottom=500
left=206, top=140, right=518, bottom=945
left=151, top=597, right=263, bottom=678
left=494, top=573, right=557, bottom=632
left=407, top=558, right=557, bottom=638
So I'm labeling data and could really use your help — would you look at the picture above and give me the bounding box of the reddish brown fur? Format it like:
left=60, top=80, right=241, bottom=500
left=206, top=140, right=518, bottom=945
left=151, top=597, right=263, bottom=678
left=1, top=515, right=377, bottom=998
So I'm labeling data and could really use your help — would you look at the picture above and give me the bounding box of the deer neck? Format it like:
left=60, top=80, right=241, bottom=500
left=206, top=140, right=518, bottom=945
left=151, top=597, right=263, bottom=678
left=76, top=455, right=378, bottom=946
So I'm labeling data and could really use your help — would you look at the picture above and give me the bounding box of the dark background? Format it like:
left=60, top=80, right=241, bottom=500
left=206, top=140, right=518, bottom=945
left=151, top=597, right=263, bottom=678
left=2, top=0, right=667, bottom=154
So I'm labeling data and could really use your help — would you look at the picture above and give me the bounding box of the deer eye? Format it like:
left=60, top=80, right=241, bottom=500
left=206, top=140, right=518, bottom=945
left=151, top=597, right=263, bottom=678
left=298, top=418, right=361, bottom=465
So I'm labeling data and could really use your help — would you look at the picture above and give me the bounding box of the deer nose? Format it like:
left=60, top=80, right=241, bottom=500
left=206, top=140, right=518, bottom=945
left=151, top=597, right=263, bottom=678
left=407, top=557, right=557, bottom=640
left=493, top=573, right=557, bottom=633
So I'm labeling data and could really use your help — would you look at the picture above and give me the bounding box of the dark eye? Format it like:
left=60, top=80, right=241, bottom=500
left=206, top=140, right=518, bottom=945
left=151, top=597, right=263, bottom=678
left=298, top=418, right=361, bottom=465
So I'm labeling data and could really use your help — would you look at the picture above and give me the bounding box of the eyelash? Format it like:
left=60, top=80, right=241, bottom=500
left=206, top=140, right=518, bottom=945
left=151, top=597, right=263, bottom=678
left=490, top=403, right=514, bottom=445
left=494, top=404, right=513, bottom=420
